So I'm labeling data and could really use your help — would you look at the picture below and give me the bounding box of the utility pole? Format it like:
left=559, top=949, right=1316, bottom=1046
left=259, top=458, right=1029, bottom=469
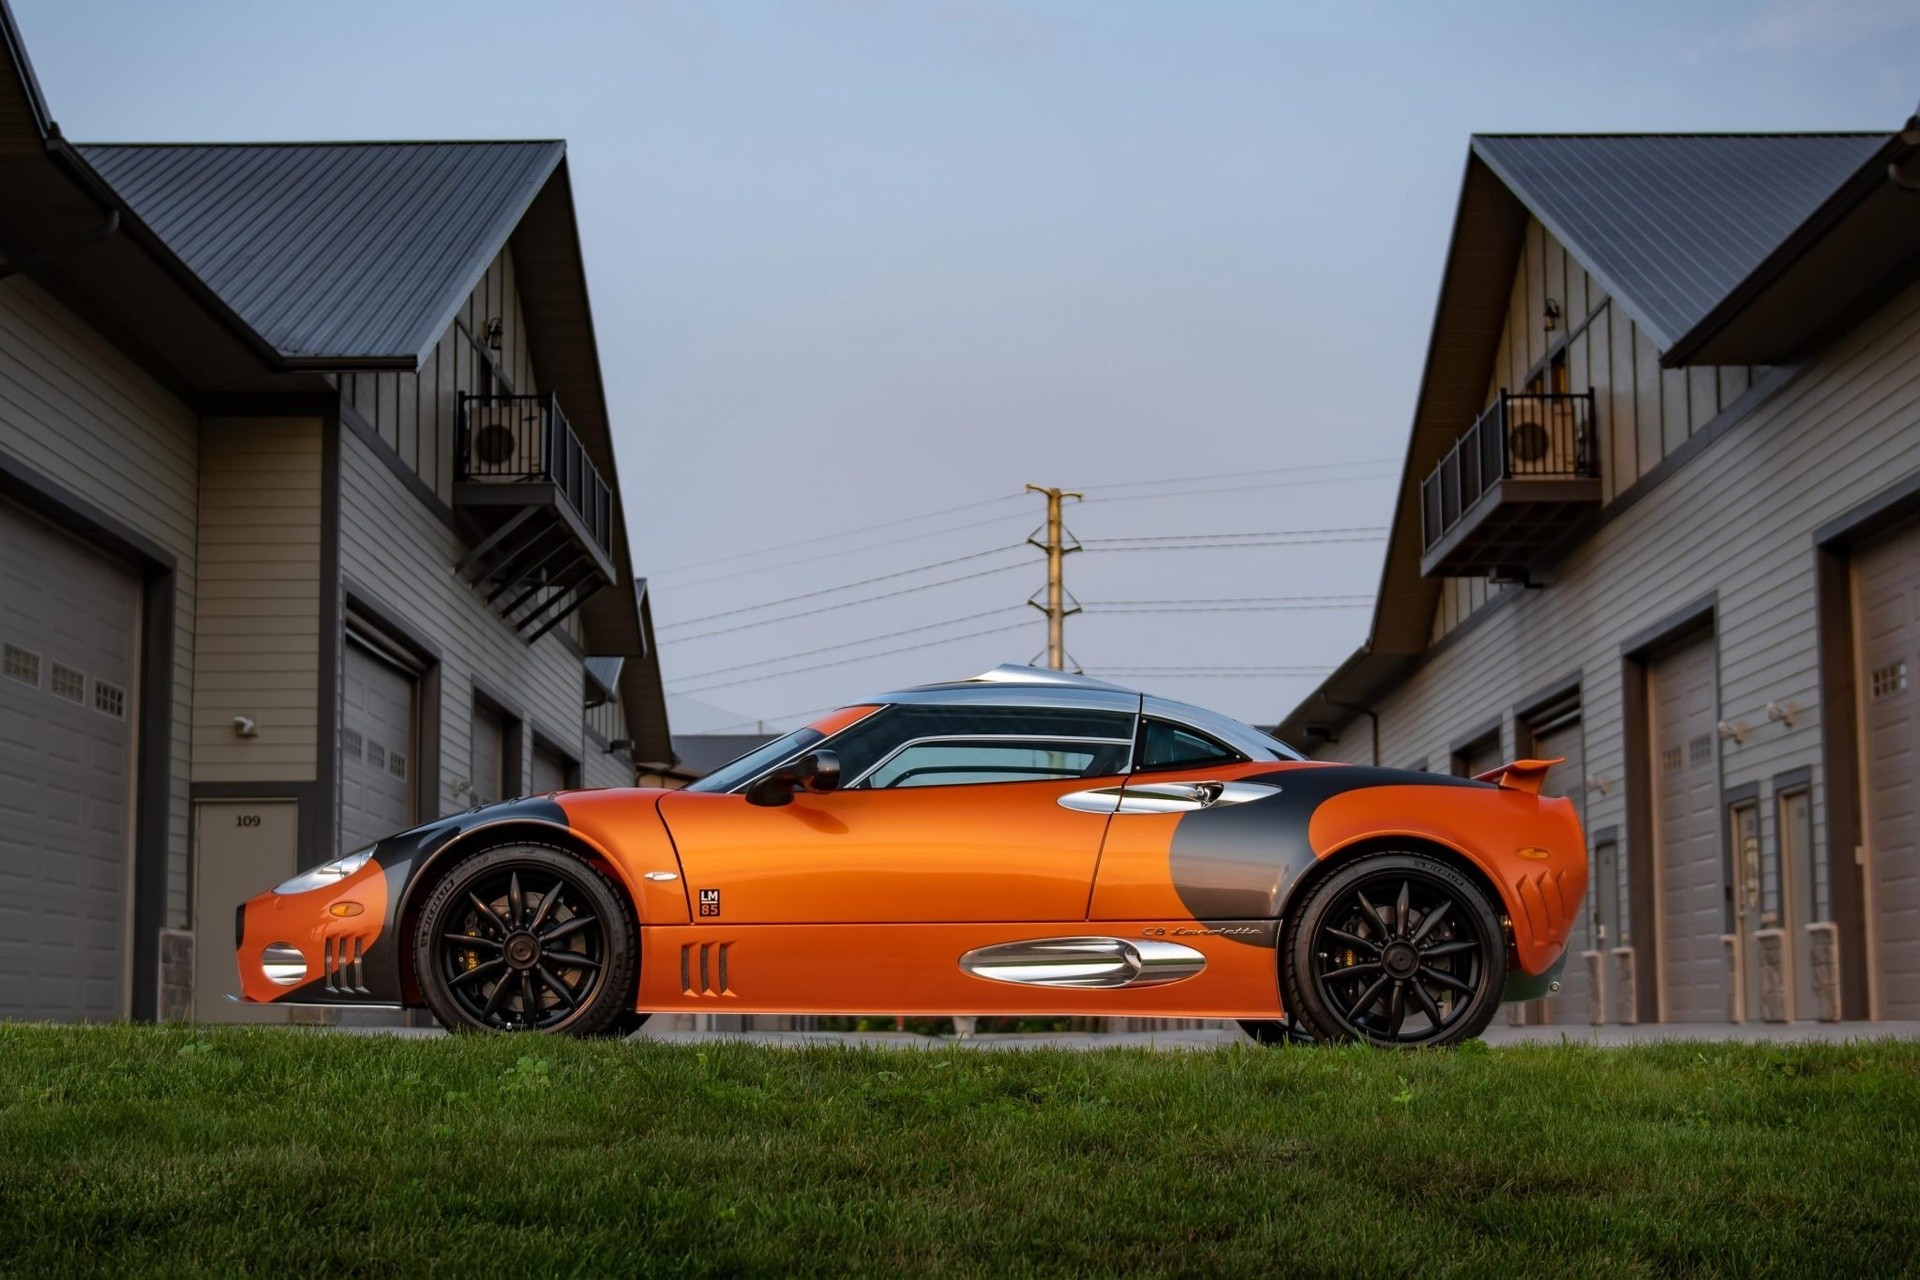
left=1025, top=484, right=1082, bottom=670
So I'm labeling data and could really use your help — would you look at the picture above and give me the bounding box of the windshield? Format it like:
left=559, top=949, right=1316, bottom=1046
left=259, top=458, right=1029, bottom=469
left=683, top=727, right=824, bottom=794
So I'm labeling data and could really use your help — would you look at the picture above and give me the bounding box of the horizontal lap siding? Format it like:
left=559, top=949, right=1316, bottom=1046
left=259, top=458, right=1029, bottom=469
left=0, top=277, right=198, bottom=925
left=1318, top=276, right=1920, bottom=904
left=338, top=428, right=588, bottom=813
left=194, top=419, right=322, bottom=782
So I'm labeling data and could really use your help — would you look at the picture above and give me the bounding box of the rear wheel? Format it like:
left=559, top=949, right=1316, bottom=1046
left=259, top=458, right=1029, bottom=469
left=415, top=844, right=639, bottom=1036
left=1281, top=851, right=1506, bottom=1048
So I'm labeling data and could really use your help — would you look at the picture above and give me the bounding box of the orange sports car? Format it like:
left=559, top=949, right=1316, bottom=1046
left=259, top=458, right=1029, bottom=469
left=234, top=666, right=1586, bottom=1048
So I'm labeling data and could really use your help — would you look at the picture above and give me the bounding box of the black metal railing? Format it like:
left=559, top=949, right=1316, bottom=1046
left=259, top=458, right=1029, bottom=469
left=1420, top=391, right=1597, bottom=551
left=456, top=393, right=613, bottom=555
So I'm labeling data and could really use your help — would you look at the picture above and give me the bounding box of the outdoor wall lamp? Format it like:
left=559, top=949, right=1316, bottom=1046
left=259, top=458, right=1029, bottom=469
left=1543, top=298, right=1562, bottom=332
left=1586, top=774, right=1612, bottom=796
left=232, top=715, right=257, bottom=738
left=1718, top=719, right=1749, bottom=746
left=484, top=316, right=504, bottom=350
left=1766, top=700, right=1799, bottom=728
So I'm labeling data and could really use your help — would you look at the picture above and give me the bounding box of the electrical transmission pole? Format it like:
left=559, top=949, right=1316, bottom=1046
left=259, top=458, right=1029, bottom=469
left=1025, top=484, right=1082, bottom=671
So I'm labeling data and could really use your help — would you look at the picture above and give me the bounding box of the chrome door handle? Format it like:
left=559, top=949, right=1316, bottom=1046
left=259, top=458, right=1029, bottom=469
left=1058, top=780, right=1279, bottom=815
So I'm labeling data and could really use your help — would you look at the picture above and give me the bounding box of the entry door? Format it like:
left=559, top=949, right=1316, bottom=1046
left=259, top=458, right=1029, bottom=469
left=1649, top=636, right=1726, bottom=1023
left=192, top=800, right=297, bottom=1023
left=0, top=499, right=141, bottom=1021
left=658, top=776, right=1119, bottom=924
left=1856, top=521, right=1919, bottom=1019
left=341, top=638, right=416, bottom=853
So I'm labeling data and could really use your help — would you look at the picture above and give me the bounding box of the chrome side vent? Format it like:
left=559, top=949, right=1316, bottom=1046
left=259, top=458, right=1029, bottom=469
left=681, top=942, right=734, bottom=996
left=322, top=935, right=368, bottom=994
left=959, top=936, right=1206, bottom=989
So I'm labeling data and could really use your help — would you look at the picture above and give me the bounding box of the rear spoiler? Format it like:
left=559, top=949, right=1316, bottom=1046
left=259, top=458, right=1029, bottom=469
left=1472, top=758, right=1564, bottom=795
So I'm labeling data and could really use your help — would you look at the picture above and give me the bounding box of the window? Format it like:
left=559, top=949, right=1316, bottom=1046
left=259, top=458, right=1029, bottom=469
left=859, top=739, right=1126, bottom=789
left=1730, top=799, right=1760, bottom=931
left=2, top=643, right=38, bottom=687
left=1782, top=787, right=1821, bottom=923
left=1136, top=719, right=1242, bottom=772
left=686, top=727, right=826, bottom=794
left=50, top=663, right=85, bottom=703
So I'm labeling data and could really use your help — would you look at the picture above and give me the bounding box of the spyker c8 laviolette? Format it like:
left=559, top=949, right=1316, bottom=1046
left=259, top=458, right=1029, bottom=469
left=234, top=666, right=1586, bottom=1048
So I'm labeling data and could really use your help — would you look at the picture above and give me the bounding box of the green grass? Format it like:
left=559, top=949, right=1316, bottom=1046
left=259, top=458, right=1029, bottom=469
left=1, top=1027, right=1916, bottom=1277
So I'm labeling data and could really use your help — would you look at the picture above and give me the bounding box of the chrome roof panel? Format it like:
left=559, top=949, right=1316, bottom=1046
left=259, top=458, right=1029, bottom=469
left=879, top=683, right=1142, bottom=715
left=901, top=664, right=1138, bottom=694
left=1142, top=695, right=1306, bottom=762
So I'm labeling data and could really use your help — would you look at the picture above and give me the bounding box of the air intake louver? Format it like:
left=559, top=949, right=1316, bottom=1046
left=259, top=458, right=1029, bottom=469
left=323, top=935, right=369, bottom=994
left=681, top=942, right=734, bottom=996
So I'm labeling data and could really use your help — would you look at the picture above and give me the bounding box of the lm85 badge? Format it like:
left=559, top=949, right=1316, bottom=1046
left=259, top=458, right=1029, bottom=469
left=698, top=889, right=721, bottom=918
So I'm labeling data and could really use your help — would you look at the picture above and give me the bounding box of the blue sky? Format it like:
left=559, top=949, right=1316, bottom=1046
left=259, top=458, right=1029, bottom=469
left=14, top=1, right=1918, bottom=733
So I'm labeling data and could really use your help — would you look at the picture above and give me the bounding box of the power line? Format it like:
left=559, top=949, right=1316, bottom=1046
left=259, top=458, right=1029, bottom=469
left=1084, top=599, right=1372, bottom=613
left=665, top=560, right=1034, bottom=642
left=657, top=544, right=1028, bottom=629
left=660, top=510, right=1031, bottom=590
left=694, top=705, right=846, bottom=735
left=1083, top=526, right=1386, bottom=544
left=1085, top=666, right=1330, bottom=678
left=1081, top=470, right=1394, bottom=505
left=672, top=608, right=1028, bottom=682
left=673, top=619, right=1035, bottom=694
left=1078, top=457, right=1396, bottom=495
left=651, top=491, right=1028, bottom=576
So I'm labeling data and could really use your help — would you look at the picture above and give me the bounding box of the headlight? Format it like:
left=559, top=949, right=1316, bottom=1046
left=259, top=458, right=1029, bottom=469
left=275, top=847, right=375, bottom=895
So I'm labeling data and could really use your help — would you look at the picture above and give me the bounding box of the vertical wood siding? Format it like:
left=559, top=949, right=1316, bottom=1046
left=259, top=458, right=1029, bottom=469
left=0, top=277, right=198, bottom=925
left=1312, top=276, right=1920, bottom=953
left=193, top=418, right=321, bottom=782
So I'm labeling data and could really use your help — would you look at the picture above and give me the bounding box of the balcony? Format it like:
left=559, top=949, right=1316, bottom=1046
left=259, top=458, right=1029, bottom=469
left=454, top=393, right=617, bottom=641
left=1419, top=391, right=1600, bottom=580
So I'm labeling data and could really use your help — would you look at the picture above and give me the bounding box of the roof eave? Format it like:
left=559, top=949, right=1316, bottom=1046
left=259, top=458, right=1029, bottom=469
left=1661, top=119, right=1920, bottom=367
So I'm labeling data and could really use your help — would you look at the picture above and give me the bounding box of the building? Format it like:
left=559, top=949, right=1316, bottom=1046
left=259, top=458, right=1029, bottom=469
left=0, top=2, right=670, bottom=1024
left=1279, top=120, right=1920, bottom=1026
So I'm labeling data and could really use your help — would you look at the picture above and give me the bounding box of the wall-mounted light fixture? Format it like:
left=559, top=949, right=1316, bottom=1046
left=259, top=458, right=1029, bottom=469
left=1718, top=719, right=1748, bottom=746
left=1586, top=774, right=1613, bottom=796
left=1766, top=700, right=1799, bottom=729
left=232, top=715, right=257, bottom=738
left=483, top=317, right=504, bottom=350
left=1543, top=298, right=1562, bottom=332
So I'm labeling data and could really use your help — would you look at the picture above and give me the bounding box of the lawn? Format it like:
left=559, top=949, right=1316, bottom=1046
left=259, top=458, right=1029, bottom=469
left=1, top=1027, right=1916, bottom=1277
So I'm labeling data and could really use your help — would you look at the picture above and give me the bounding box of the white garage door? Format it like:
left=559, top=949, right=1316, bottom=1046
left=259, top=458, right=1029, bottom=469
left=1856, top=520, right=1920, bottom=1019
left=340, top=638, right=415, bottom=854
left=1650, top=635, right=1726, bottom=1023
left=0, top=499, right=140, bottom=1021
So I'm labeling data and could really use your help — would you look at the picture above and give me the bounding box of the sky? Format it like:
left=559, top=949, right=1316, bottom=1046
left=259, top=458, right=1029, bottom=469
left=13, top=0, right=1918, bottom=736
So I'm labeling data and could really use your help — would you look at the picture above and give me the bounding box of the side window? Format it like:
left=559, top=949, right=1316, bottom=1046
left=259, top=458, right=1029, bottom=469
left=861, top=739, right=1130, bottom=789
left=1136, top=718, right=1243, bottom=772
left=829, top=704, right=1134, bottom=787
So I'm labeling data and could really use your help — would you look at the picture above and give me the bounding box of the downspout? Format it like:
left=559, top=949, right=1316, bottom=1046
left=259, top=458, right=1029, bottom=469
left=1323, top=695, right=1380, bottom=767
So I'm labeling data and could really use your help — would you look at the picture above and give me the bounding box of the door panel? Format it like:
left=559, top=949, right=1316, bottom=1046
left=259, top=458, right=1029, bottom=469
left=638, top=920, right=1285, bottom=1018
left=192, top=800, right=296, bottom=1023
left=657, top=776, right=1119, bottom=924
left=1856, top=520, right=1919, bottom=1018
left=1649, top=635, right=1725, bottom=1023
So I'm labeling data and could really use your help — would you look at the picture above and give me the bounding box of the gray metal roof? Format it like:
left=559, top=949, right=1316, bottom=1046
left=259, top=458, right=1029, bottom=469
left=1471, top=133, right=1884, bottom=350
left=77, top=140, right=564, bottom=362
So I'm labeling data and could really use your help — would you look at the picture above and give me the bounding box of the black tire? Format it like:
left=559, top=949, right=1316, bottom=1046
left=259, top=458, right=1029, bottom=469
left=414, top=843, right=639, bottom=1036
left=1281, top=851, right=1506, bottom=1048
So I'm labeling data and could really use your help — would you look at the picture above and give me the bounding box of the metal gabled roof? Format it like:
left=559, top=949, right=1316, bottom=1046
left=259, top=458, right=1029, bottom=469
left=76, top=139, right=564, bottom=363
left=1471, top=133, right=1885, bottom=352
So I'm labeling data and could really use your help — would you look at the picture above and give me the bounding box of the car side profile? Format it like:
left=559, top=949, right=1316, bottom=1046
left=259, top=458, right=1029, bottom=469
left=234, top=665, right=1587, bottom=1047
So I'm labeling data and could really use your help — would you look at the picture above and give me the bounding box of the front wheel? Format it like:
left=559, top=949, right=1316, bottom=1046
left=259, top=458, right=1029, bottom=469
left=414, top=843, right=639, bottom=1036
left=1281, top=851, right=1506, bottom=1048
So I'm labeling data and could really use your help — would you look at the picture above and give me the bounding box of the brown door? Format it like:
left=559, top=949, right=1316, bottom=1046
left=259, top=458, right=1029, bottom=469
left=1649, top=635, right=1726, bottom=1023
left=1855, top=521, right=1919, bottom=1019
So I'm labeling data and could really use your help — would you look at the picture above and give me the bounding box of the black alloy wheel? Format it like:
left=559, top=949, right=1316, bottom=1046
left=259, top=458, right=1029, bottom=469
left=1281, top=852, right=1506, bottom=1048
left=415, top=844, right=638, bottom=1036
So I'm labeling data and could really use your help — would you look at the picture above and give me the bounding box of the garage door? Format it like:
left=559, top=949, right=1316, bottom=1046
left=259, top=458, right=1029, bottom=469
left=1856, top=521, right=1919, bottom=1019
left=531, top=739, right=573, bottom=794
left=1650, top=635, right=1726, bottom=1023
left=472, top=702, right=509, bottom=806
left=340, top=638, right=415, bottom=854
left=0, top=500, right=140, bottom=1020
left=1531, top=707, right=1589, bottom=1024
